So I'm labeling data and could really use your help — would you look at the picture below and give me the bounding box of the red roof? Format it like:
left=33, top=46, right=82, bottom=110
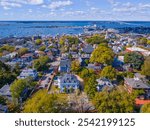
left=135, top=98, right=150, bottom=105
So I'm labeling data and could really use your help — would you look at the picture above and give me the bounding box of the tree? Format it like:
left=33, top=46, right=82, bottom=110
left=39, top=46, right=46, bottom=51
left=35, top=39, right=42, bottom=45
left=141, top=103, right=150, bottom=113
left=23, top=90, right=68, bottom=113
left=100, top=66, right=117, bottom=80
left=124, top=52, right=144, bottom=70
left=84, top=76, right=97, bottom=99
left=79, top=68, right=95, bottom=79
left=0, top=96, right=6, bottom=105
left=92, top=88, right=137, bottom=113
left=10, top=79, right=31, bottom=102
left=71, top=60, right=81, bottom=73
left=90, top=45, right=114, bottom=65
left=59, top=36, right=79, bottom=45
left=33, top=56, right=50, bottom=71
left=138, top=38, right=148, bottom=46
left=0, top=61, right=18, bottom=89
left=18, top=48, right=28, bottom=56
left=147, top=40, right=150, bottom=45
left=0, top=45, right=15, bottom=53
left=86, top=34, right=107, bottom=45
left=141, top=56, right=150, bottom=77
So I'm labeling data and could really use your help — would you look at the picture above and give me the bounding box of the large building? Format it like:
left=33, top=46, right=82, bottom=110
left=58, top=74, right=80, bottom=93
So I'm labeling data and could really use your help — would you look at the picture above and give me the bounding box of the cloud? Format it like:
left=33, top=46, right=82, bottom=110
left=107, top=0, right=119, bottom=6
left=0, top=1, right=22, bottom=9
left=28, top=9, right=33, bottom=13
left=113, top=2, right=137, bottom=12
left=0, top=0, right=44, bottom=9
left=112, top=2, right=150, bottom=13
left=26, top=0, right=44, bottom=5
left=139, top=3, right=150, bottom=10
left=48, top=0, right=73, bottom=10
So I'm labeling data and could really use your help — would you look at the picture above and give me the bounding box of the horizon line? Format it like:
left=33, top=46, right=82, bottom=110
left=0, top=20, right=150, bottom=22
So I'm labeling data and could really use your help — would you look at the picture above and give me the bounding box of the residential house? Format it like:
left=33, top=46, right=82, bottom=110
left=2, top=52, right=18, bottom=60
left=124, top=74, right=150, bottom=99
left=58, top=59, right=71, bottom=73
left=58, top=74, right=80, bottom=93
left=82, top=44, right=94, bottom=54
left=21, top=53, right=33, bottom=62
left=87, top=63, right=102, bottom=71
left=0, top=84, right=12, bottom=101
left=18, top=68, right=38, bottom=80
left=96, top=78, right=114, bottom=92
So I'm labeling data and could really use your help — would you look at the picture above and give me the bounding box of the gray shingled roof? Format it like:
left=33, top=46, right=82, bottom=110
left=82, top=44, right=94, bottom=54
left=125, top=78, right=150, bottom=89
left=60, top=59, right=71, bottom=67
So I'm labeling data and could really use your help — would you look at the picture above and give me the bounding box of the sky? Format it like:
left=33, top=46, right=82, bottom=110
left=0, top=0, right=150, bottom=21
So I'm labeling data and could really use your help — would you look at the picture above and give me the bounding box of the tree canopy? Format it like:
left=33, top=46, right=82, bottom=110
left=0, top=45, right=15, bottom=53
left=0, top=61, right=19, bottom=89
left=18, top=48, right=28, bottom=56
left=141, top=103, right=150, bottom=113
left=0, top=95, right=6, bottom=105
left=100, top=66, right=117, bottom=80
left=92, top=87, right=137, bottom=113
left=90, top=45, right=114, bottom=65
left=84, top=75, right=97, bottom=99
left=86, top=34, right=107, bottom=45
left=138, top=37, right=150, bottom=46
left=124, top=52, right=144, bottom=70
left=39, top=45, right=46, bottom=51
left=59, top=36, right=79, bottom=45
left=141, top=56, right=150, bottom=77
left=33, top=56, right=50, bottom=71
left=35, top=39, right=42, bottom=45
left=71, top=60, right=81, bottom=73
left=23, top=90, right=68, bottom=113
left=10, top=78, right=32, bottom=102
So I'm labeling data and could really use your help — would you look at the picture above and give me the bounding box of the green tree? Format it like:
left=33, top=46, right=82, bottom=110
left=100, top=66, right=117, bottom=80
left=39, top=46, right=46, bottom=51
left=90, top=45, right=114, bottom=65
left=0, top=61, right=18, bottom=89
left=33, top=56, right=50, bottom=71
left=147, top=40, right=150, bottom=45
left=64, top=87, right=67, bottom=93
left=86, top=34, right=107, bottom=45
left=138, top=38, right=148, bottom=46
left=141, top=103, right=150, bottom=113
left=124, top=52, right=144, bottom=70
left=59, top=36, right=79, bottom=45
left=18, top=48, right=28, bottom=56
left=141, top=56, right=150, bottom=77
left=84, top=76, right=97, bottom=99
left=71, top=60, right=81, bottom=73
left=23, top=90, right=68, bottom=113
left=0, top=45, right=15, bottom=53
left=10, top=79, right=31, bottom=102
left=92, top=88, right=137, bottom=113
left=79, top=68, right=95, bottom=79
left=0, top=96, right=6, bottom=105
left=35, top=39, right=42, bottom=45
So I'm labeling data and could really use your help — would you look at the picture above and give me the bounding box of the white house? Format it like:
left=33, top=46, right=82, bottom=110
left=18, top=68, right=38, bottom=80
left=58, top=74, right=80, bottom=93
